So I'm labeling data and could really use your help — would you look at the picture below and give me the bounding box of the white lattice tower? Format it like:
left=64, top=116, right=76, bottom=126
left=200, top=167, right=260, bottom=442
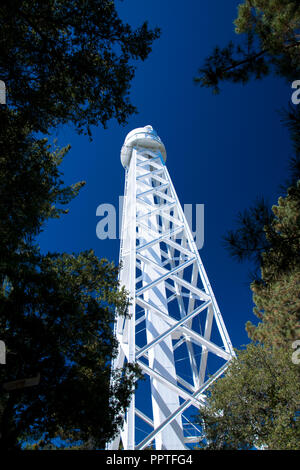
left=109, top=126, right=235, bottom=450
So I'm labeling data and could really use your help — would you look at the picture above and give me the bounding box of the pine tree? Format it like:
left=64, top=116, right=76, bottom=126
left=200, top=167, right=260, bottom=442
left=195, top=1, right=300, bottom=449
left=194, top=0, right=300, bottom=94
left=197, top=184, right=300, bottom=450
left=0, top=0, right=160, bottom=135
left=247, top=182, right=300, bottom=347
left=197, top=344, right=300, bottom=450
left=0, top=0, right=158, bottom=449
left=0, top=247, right=139, bottom=450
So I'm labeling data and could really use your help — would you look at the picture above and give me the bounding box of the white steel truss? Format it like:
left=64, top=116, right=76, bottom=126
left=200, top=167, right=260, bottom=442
left=108, top=126, right=235, bottom=450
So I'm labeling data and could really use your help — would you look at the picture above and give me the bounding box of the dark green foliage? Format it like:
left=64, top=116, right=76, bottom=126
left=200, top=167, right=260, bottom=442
left=247, top=182, right=300, bottom=346
left=0, top=247, right=138, bottom=450
left=223, top=198, right=274, bottom=269
left=0, top=111, right=85, bottom=262
left=0, top=0, right=160, bottom=135
left=195, top=1, right=300, bottom=450
left=197, top=345, right=300, bottom=450
left=280, top=105, right=300, bottom=188
left=194, top=0, right=300, bottom=94
left=198, top=185, right=300, bottom=450
left=194, top=40, right=270, bottom=94
left=223, top=106, right=300, bottom=272
left=223, top=178, right=300, bottom=347
left=0, top=0, right=157, bottom=450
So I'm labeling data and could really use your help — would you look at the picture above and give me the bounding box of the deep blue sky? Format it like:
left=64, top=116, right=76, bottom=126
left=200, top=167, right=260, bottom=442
left=38, top=0, right=293, bottom=351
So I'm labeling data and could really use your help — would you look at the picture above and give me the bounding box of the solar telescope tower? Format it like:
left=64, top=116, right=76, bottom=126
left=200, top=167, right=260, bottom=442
left=109, top=125, right=235, bottom=450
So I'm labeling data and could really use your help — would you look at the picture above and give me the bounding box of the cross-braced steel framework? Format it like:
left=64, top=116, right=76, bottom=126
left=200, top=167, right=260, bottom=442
left=109, top=126, right=235, bottom=450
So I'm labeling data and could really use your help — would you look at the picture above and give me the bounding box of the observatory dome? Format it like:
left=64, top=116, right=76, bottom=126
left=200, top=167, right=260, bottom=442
left=120, top=125, right=167, bottom=169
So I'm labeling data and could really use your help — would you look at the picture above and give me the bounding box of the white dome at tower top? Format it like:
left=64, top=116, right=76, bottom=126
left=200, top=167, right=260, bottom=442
left=121, top=125, right=167, bottom=169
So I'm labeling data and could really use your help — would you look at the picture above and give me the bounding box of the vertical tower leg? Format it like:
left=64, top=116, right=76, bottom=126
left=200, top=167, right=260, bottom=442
left=141, top=184, right=184, bottom=449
